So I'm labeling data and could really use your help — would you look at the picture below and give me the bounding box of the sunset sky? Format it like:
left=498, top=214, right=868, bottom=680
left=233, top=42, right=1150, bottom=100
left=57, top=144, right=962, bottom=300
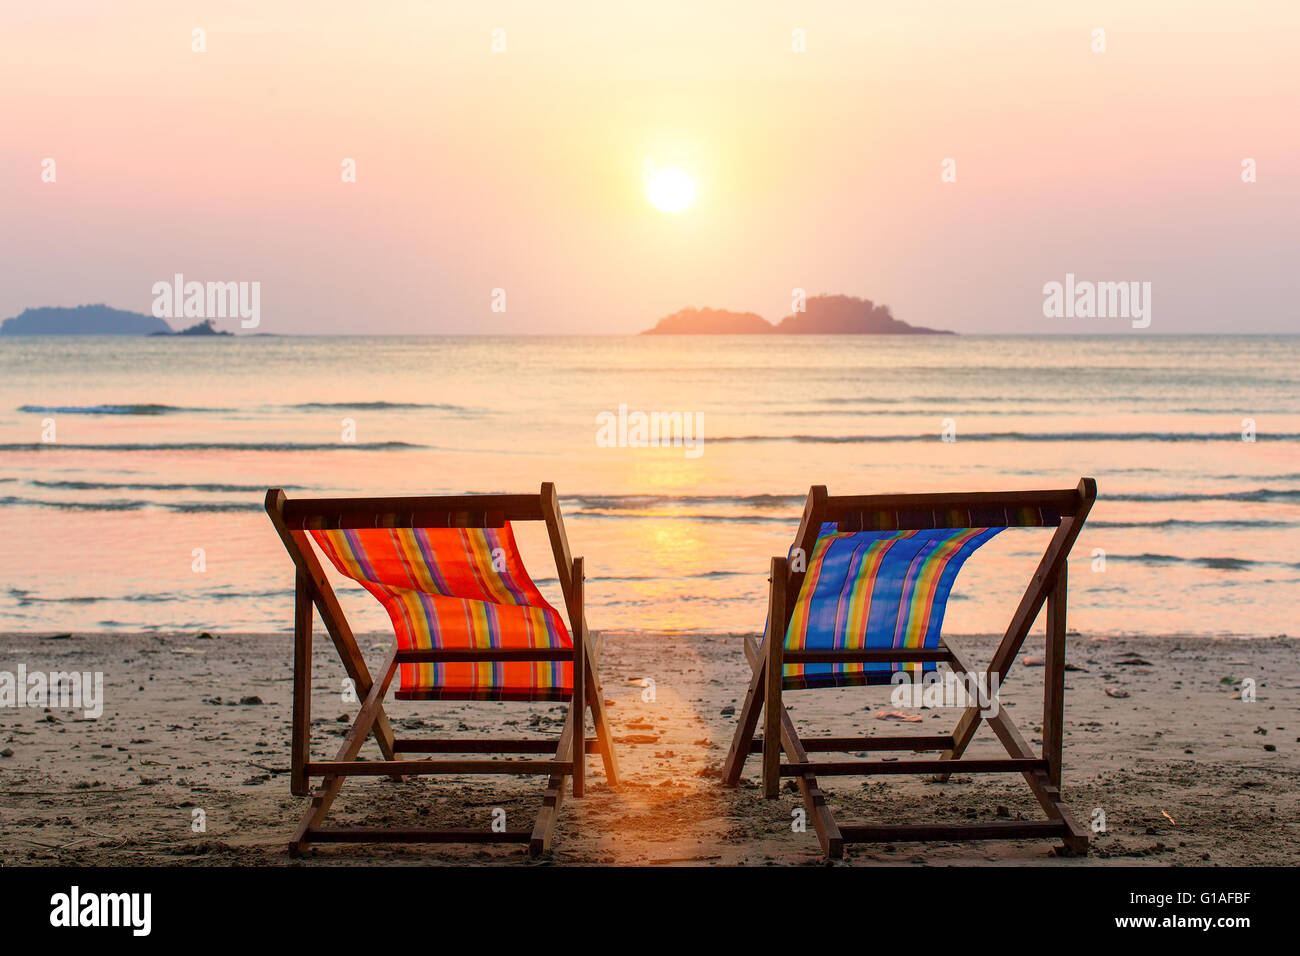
left=2, top=1, right=1297, bottom=334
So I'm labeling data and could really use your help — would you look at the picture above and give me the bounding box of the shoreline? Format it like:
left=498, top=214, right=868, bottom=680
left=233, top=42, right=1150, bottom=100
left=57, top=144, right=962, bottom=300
left=1, top=631, right=1296, bottom=866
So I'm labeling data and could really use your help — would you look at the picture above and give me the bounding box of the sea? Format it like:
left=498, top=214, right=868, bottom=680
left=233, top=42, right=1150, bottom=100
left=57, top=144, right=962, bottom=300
left=1, top=334, right=1296, bottom=638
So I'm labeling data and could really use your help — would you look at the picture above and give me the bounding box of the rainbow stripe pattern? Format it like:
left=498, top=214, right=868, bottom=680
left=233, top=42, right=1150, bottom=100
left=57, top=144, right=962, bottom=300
left=309, top=524, right=572, bottom=701
left=781, top=522, right=1002, bottom=689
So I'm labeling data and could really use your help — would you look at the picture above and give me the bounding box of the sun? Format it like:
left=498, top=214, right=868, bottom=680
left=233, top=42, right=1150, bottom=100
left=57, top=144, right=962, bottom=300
left=645, top=166, right=696, bottom=213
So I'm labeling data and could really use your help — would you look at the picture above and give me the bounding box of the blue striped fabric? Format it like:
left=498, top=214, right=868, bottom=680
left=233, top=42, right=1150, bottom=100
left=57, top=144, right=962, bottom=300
left=780, top=523, right=1002, bottom=689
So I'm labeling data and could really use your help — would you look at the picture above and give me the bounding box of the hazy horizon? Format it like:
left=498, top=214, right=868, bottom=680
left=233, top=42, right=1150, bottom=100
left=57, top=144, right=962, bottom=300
left=3, top=2, right=1297, bottom=335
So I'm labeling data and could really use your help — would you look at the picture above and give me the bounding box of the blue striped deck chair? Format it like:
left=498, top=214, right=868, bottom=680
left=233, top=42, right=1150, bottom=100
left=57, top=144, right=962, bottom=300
left=722, top=479, right=1097, bottom=859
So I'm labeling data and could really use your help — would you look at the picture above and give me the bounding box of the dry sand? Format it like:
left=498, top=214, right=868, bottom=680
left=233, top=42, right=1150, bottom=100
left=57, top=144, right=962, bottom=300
left=1, top=630, right=1295, bottom=866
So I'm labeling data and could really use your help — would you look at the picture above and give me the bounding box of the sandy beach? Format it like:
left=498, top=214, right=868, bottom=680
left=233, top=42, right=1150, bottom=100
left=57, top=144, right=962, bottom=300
left=1, top=630, right=1295, bottom=866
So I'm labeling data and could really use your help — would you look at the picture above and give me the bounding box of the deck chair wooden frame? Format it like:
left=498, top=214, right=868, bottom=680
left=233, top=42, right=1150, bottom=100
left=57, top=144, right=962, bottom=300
left=722, top=478, right=1096, bottom=859
left=265, top=481, right=619, bottom=856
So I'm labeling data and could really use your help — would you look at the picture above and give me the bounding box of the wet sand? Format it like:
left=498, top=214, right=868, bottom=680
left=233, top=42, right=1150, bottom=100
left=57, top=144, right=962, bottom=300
left=1, top=630, right=1295, bottom=866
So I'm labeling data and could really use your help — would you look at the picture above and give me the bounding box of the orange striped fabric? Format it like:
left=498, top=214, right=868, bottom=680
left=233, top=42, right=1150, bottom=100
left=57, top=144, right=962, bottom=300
left=309, top=524, right=572, bottom=701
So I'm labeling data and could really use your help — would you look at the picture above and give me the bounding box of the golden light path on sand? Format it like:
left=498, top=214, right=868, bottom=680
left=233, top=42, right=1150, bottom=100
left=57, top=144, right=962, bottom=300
left=576, top=636, right=734, bottom=865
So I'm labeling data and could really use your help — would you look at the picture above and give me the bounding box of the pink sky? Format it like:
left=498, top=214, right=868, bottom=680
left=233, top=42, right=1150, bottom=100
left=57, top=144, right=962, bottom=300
left=2, top=1, right=1297, bottom=334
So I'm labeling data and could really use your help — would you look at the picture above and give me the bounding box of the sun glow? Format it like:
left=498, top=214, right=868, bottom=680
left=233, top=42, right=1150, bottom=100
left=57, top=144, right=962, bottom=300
left=645, top=166, right=696, bottom=213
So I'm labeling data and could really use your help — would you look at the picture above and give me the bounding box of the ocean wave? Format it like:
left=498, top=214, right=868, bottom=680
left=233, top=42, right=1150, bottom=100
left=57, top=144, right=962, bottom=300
left=811, top=396, right=1300, bottom=412
left=8, top=586, right=284, bottom=605
left=16, top=403, right=221, bottom=415
left=0, top=441, right=425, bottom=451
left=1108, top=489, right=1300, bottom=503
left=531, top=570, right=749, bottom=586
left=776, top=407, right=1062, bottom=418
left=566, top=493, right=803, bottom=509
left=290, top=401, right=474, bottom=412
left=815, top=395, right=1078, bottom=406
left=1124, top=553, right=1284, bottom=571
left=1089, top=518, right=1296, bottom=529
left=17, top=401, right=476, bottom=415
left=0, top=496, right=260, bottom=513
left=30, top=479, right=291, bottom=493
left=778, top=407, right=1300, bottom=419
left=569, top=510, right=793, bottom=524
left=708, top=431, right=1300, bottom=444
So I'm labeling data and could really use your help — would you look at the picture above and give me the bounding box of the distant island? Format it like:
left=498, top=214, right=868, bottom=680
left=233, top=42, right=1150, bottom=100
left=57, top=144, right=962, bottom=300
left=0, top=304, right=173, bottom=335
left=3, top=296, right=949, bottom=336
left=150, top=318, right=232, bottom=337
left=0, top=304, right=237, bottom=336
left=641, top=294, right=954, bottom=335
left=643, top=306, right=774, bottom=335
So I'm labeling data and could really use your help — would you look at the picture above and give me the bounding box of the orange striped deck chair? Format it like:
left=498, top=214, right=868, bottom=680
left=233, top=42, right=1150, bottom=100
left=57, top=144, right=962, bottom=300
left=722, top=479, right=1097, bottom=859
left=265, top=482, right=619, bottom=856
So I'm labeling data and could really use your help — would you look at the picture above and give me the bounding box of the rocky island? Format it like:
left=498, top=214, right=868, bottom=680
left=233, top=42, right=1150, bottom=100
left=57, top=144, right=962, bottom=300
left=641, top=306, right=774, bottom=335
left=0, top=304, right=172, bottom=335
left=1, top=305, right=238, bottom=336
left=641, top=294, right=953, bottom=335
left=150, top=318, right=233, bottom=336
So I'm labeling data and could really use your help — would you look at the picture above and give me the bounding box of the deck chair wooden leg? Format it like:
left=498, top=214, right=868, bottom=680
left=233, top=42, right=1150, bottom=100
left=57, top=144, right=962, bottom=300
left=937, top=509, right=1086, bottom=783
left=762, top=632, right=782, bottom=799
left=584, top=636, right=621, bottom=786
left=571, top=563, right=586, bottom=799
left=947, top=639, right=1089, bottom=854
left=265, top=494, right=401, bottom=766
left=723, top=487, right=825, bottom=787
left=343, top=656, right=399, bottom=767
left=1043, top=567, right=1067, bottom=791
left=289, top=650, right=397, bottom=856
left=935, top=640, right=983, bottom=783
left=529, top=701, right=577, bottom=856
left=724, top=554, right=789, bottom=788
left=777, top=704, right=844, bottom=859
left=935, top=712, right=982, bottom=783
left=722, top=646, right=768, bottom=786
left=762, top=557, right=788, bottom=799
left=936, top=521, right=1075, bottom=783
left=981, top=690, right=1090, bottom=854
left=739, top=635, right=843, bottom=858
left=291, top=571, right=313, bottom=797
